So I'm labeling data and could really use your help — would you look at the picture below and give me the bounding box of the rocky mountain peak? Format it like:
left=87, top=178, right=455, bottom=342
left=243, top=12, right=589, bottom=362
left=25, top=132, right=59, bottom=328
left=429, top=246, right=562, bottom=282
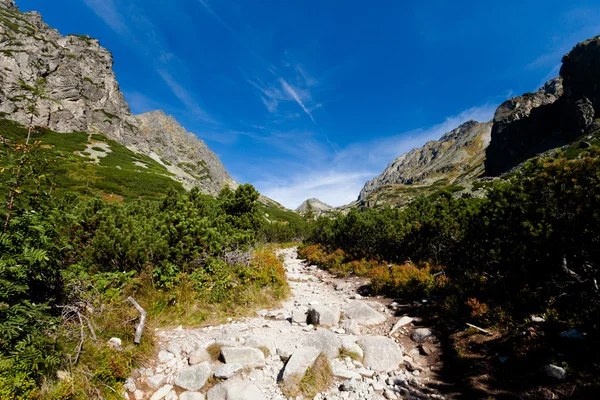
left=359, top=120, right=492, bottom=204
left=296, top=198, right=332, bottom=214
left=486, top=35, right=600, bottom=176
left=0, top=0, right=17, bottom=10
left=134, top=111, right=235, bottom=194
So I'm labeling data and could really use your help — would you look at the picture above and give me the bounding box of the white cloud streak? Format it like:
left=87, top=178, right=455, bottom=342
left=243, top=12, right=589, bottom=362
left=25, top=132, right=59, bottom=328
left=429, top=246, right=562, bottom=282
left=82, top=0, right=129, bottom=36
left=256, top=103, right=499, bottom=209
left=157, top=69, right=217, bottom=125
left=280, top=78, right=316, bottom=123
left=197, top=0, right=235, bottom=33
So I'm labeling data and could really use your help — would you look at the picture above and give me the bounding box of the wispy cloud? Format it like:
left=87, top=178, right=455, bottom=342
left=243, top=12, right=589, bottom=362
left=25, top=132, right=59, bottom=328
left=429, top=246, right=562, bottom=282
left=157, top=69, right=217, bottom=125
left=82, top=0, right=128, bottom=36
left=280, top=78, right=316, bottom=123
left=196, top=0, right=235, bottom=33
left=255, top=103, right=499, bottom=209
left=248, top=62, right=322, bottom=124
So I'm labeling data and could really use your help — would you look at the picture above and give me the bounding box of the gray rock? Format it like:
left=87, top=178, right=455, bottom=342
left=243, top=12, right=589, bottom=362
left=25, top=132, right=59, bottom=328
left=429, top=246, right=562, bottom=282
left=544, top=364, right=567, bottom=380
left=189, top=348, right=212, bottom=365
left=214, top=363, right=243, bottom=379
left=291, top=308, right=308, bottom=324
left=220, top=347, right=265, bottom=368
left=335, top=282, right=350, bottom=291
left=0, top=0, right=17, bottom=10
left=276, top=348, right=293, bottom=362
left=180, top=393, right=205, bottom=400
left=174, top=362, right=212, bottom=391
left=341, top=319, right=361, bottom=335
left=281, top=346, right=321, bottom=383
left=340, top=336, right=364, bottom=359
left=207, top=378, right=267, bottom=400
left=167, top=342, right=182, bottom=358
left=158, top=350, right=175, bottom=363
left=303, top=328, right=342, bottom=359
left=145, top=374, right=166, bottom=390
left=332, top=367, right=362, bottom=380
left=389, top=316, right=414, bottom=335
left=411, top=328, right=433, bottom=343
left=107, top=337, right=122, bottom=351
left=343, top=301, right=386, bottom=326
left=358, top=336, right=404, bottom=372
left=308, top=305, right=341, bottom=327
left=149, top=385, right=173, bottom=400
left=165, top=391, right=178, bottom=400
left=340, top=378, right=359, bottom=392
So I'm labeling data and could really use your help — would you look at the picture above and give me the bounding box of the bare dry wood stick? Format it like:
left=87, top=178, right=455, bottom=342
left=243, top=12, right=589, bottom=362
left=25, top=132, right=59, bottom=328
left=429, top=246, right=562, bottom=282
left=126, top=296, right=147, bottom=344
left=74, top=310, right=85, bottom=364
left=466, top=322, right=492, bottom=335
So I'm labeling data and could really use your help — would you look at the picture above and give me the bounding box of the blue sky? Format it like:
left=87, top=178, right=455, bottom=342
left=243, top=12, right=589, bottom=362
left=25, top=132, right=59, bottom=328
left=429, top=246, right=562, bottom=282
left=17, top=0, right=600, bottom=208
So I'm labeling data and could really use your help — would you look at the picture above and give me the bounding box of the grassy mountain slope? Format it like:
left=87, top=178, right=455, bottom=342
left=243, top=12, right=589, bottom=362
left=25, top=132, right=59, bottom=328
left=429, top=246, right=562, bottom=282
left=0, top=119, right=183, bottom=201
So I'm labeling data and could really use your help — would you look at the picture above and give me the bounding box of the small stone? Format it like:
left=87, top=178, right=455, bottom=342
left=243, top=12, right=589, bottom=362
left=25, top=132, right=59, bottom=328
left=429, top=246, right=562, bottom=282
left=341, top=319, right=361, bottom=335
left=149, top=384, right=173, bottom=400
left=371, top=381, right=385, bottom=391
left=167, top=343, right=182, bottom=358
left=308, top=305, right=341, bottom=327
left=107, top=337, right=122, bottom=351
left=384, top=389, right=398, bottom=399
left=214, top=363, right=243, bottom=379
left=134, top=390, right=145, bottom=400
left=180, top=392, right=205, bottom=400
left=389, top=316, right=414, bottom=335
left=411, top=328, right=433, bottom=343
left=531, top=316, right=545, bottom=323
left=146, top=374, right=166, bottom=390
left=335, top=282, right=350, bottom=291
left=165, top=390, right=178, bottom=400
left=220, top=347, right=265, bottom=368
left=174, top=362, right=212, bottom=391
left=179, top=392, right=205, bottom=400
left=189, top=348, right=211, bottom=365
left=357, top=368, right=375, bottom=378
left=276, top=348, right=293, bottom=362
left=544, top=364, right=567, bottom=380
left=124, top=377, right=136, bottom=392
left=158, top=350, right=175, bottom=363
left=303, top=324, right=315, bottom=332
left=340, top=378, right=359, bottom=392
left=412, top=370, right=420, bottom=376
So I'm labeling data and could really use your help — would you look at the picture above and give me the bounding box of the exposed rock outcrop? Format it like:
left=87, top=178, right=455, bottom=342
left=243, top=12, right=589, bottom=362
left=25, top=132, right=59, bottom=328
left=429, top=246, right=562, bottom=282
left=0, top=2, right=236, bottom=194
left=359, top=120, right=492, bottom=204
left=485, top=36, right=600, bottom=176
left=134, top=111, right=234, bottom=193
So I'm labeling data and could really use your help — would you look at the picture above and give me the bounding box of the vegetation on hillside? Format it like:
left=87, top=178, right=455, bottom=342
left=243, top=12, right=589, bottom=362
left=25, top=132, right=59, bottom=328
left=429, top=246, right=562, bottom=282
left=302, top=148, right=600, bottom=393
left=0, top=123, right=302, bottom=399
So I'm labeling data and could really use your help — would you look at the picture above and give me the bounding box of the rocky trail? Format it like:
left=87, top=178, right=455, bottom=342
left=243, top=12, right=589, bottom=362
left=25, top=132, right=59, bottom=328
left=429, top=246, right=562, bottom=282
left=124, top=248, right=448, bottom=400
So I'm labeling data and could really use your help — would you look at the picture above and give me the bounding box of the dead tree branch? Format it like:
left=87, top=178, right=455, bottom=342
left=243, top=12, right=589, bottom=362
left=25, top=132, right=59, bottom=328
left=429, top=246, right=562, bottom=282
left=125, top=296, right=146, bottom=344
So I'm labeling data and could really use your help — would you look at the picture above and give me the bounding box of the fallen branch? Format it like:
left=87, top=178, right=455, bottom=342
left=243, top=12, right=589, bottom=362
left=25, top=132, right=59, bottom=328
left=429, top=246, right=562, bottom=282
left=74, top=310, right=85, bottom=364
left=466, top=323, right=493, bottom=335
left=125, top=296, right=146, bottom=344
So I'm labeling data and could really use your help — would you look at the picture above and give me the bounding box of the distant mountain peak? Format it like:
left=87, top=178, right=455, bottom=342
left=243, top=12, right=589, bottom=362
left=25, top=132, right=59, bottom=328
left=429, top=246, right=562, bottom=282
left=359, top=120, right=492, bottom=206
left=296, top=198, right=332, bottom=213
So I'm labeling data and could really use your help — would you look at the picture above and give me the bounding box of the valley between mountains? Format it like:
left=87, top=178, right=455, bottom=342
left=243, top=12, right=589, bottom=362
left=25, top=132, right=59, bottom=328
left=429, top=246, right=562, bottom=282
left=2, top=1, right=600, bottom=400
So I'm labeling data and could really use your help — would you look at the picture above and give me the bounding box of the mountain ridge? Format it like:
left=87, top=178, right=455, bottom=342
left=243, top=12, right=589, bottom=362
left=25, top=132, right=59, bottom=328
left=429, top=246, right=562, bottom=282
left=0, top=1, right=234, bottom=195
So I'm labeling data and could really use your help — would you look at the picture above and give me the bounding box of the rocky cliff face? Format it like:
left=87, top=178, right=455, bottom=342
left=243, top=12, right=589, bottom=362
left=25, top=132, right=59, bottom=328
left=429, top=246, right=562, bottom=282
left=359, top=120, right=492, bottom=204
left=0, top=4, right=140, bottom=145
left=296, top=198, right=332, bottom=214
left=485, top=36, right=600, bottom=176
left=134, top=111, right=234, bottom=193
left=0, top=1, right=235, bottom=194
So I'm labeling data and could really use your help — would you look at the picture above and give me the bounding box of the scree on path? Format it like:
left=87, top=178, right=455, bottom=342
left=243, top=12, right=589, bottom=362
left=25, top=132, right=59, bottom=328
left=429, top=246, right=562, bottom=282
left=124, top=247, right=446, bottom=400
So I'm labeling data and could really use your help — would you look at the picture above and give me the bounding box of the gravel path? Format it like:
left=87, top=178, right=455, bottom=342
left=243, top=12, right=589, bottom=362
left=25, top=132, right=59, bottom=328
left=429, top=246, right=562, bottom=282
left=124, top=247, right=446, bottom=400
